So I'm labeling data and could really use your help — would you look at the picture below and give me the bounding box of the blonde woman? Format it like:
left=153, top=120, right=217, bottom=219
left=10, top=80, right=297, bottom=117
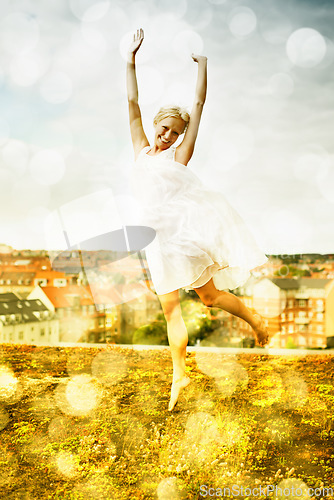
left=127, top=29, right=268, bottom=411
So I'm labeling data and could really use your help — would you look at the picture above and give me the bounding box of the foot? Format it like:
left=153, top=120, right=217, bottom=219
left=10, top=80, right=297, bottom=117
left=168, top=376, right=190, bottom=411
left=253, top=313, right=269, bottom=346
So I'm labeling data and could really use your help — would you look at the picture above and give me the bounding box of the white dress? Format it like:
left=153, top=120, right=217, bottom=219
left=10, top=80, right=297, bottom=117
left=130, top=145, right=267, bottom=295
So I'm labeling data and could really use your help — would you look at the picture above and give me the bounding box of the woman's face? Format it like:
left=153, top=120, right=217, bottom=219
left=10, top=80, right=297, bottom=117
left=154, top=116, right=185, bottom=149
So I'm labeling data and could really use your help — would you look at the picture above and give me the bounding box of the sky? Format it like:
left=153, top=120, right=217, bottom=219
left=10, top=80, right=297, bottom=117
left=0, top=0, right=333, bottom=254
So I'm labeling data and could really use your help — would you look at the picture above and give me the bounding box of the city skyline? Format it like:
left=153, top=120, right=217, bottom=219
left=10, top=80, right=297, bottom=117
left=0, top=0, right=333, bottom=253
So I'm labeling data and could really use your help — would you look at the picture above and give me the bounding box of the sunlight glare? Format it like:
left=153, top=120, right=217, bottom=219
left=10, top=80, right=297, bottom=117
left=195, top=353, right=248, bottom=396
left=55, top=374, right=102, bottom=416
left=218, top=413, right=246, bottom=448
left=282, top=370, right=308, bottom=409
left=0, top=366, right=18, bottom=402
left=91, top=350, right=127, bottom=385
left=184, top=411, right=222, bottom=465
left=66, top=374, right=101, bottom=414
left=275, top=479, right=310, bottom=499
left=55, top=450, right=80, bottom=478
left=157, top=477, right=186, bottom=500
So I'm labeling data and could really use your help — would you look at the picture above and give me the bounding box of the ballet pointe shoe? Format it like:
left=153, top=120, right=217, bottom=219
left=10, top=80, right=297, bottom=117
left=168, top=376, right=190, bottom=412
left=253, top=313, right=269, bottom=347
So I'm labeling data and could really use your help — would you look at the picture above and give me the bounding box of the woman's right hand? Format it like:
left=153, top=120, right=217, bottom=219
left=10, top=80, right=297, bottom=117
left=128, top=28, right=144, bottom=56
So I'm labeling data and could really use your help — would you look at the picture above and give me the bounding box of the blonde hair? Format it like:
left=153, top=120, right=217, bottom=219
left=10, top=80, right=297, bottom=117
left=153, top=105, right=190, bottom=133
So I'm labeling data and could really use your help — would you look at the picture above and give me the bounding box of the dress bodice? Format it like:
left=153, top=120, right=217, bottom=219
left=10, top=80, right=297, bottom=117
left=131, top=145, right=201, bottom=210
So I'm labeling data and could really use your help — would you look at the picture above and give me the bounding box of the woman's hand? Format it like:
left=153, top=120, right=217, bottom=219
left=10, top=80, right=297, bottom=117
left=191, top=54, right=207, bottom=64
left=128, top=28, right=144, bottom=56
left=192, top=54, right=207, bottom=64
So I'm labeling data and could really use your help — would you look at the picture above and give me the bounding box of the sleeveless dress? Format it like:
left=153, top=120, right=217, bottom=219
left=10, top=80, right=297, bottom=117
left=130, top=145, right=267, bottom=295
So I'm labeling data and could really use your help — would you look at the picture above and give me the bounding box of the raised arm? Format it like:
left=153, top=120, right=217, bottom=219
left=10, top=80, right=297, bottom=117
left=175, top=54, right=207, bottom=166
left=127, top=28, right=149, bottom=159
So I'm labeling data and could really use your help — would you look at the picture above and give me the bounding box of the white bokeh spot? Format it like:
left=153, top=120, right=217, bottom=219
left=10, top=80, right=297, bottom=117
left=10, top=51, right=49, bottom=87
left=70, top=0, right=110, bottom=22
left=173, top=30, right=204, bottom=62
left=286, top=28, right=326, bottom=68
left=228, top=7, right=257, bottom=38
left=29, top=149, right=66, bottom=185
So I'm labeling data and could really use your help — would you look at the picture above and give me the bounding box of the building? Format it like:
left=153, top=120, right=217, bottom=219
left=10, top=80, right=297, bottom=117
left=252, top=277, right=334, bottom=348
left=28, top=285, right=121, bottom=343
left=0, top=292, right=59, bottom=345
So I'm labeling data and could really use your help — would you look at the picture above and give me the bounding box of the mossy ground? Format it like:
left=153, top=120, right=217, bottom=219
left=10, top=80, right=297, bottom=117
left=0, top=344, right=333, bottom=499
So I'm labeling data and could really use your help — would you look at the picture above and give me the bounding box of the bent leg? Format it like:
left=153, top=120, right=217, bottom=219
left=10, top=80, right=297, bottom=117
left=193, top=278, right=268, bottom=346
left=158, top=290, right=190, bottom=410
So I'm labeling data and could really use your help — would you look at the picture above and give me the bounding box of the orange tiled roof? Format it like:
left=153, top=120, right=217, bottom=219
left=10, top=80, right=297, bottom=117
left=40, top=285, right=95, bottom=308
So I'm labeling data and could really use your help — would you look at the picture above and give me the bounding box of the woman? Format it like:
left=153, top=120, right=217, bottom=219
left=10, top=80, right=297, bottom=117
left=127, top=29, right=269, bottom=411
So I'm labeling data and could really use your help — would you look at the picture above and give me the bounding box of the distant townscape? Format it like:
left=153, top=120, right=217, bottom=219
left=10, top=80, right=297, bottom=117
left=0, top=243, right=333, bottom=349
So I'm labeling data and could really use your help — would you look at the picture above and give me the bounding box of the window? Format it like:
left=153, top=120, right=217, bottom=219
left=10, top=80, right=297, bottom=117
left=289, top=300, right=294, bottom=308
left=18, top=331, right=24, bottom=340
left=317, top=325, right=323, bottom=333
left=281, top=313, right=286, bottom=321
left=299, top=300, right=306, bottom=307
left=298, top=311, right=307, bottom=319
left=288, top=325, right=294, bottom=333
left=316, top=299, right=324, bottom=311
left=288, top=312, right=294, bottom=321
left=317, top=313, right=324, bottom=321
left=40, top=328, right=45, bottom=336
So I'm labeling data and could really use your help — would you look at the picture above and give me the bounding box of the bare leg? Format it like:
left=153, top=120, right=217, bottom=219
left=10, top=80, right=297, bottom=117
left=158, top=290, right=190, bottom=411
left=194, top=278, right=269, bottom=346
